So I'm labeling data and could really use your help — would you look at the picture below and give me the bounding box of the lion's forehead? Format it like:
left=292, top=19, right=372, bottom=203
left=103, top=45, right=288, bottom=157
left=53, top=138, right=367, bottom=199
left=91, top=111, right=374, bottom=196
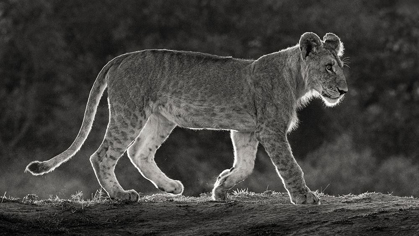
left=314, top=49, right=343, bottom=68
left=324, top=50, right=344, bottom=68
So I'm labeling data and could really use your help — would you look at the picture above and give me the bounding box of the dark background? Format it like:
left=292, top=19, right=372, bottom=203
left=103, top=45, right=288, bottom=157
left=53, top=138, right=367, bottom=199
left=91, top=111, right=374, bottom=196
left=1, top=0, right=419, bottom=199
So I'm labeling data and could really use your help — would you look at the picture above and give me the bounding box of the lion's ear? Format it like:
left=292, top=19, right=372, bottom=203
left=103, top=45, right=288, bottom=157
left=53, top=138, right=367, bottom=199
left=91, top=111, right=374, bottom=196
left=299, top=32, right=322, bottom=60
left=323, top=33, right=344, bottom=57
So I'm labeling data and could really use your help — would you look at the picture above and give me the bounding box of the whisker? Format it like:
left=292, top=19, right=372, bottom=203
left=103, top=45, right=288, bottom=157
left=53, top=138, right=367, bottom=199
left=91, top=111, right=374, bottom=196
left=342, top=57, right=351, bottom=68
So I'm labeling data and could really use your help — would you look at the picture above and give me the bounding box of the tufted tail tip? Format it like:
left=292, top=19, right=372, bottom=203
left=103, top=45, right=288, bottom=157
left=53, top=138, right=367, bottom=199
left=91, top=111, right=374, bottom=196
left=25, top=161, right=51, bottom=175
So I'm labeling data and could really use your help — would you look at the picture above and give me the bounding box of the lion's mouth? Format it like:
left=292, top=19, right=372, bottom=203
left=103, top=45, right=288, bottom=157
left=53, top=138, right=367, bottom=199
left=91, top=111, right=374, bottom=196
left=321, top=92, right=340, bottom=100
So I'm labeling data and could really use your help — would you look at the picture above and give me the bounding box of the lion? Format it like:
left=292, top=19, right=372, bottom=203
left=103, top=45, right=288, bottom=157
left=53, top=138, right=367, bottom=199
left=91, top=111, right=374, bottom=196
left=26, top=32, right=347, bottom=204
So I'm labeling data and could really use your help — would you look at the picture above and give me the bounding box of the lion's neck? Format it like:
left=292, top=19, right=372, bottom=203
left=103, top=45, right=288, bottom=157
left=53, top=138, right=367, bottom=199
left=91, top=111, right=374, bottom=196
left=274, top=46, right=313, bottom=105
left=283, top=47, right=309, bottom=97
left=284, top=47, right=315, bottom=107
left=252, top=46, right=314, bottom=107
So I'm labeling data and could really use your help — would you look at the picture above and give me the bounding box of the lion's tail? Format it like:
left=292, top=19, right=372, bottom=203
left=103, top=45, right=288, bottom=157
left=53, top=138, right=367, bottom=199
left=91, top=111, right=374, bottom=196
left=25, top=58, right=117, bottom=175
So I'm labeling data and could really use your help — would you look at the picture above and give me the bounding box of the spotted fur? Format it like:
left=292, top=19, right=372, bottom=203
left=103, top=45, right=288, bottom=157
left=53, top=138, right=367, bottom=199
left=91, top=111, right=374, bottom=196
left=26, top=32, right=347, bottom=204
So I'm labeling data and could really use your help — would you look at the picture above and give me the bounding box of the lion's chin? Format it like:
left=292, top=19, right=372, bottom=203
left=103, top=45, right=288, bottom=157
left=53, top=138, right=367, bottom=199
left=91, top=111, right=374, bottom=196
left=313, top=89, right=343, bottom=107
left=321, top=95, right=342, bottom=107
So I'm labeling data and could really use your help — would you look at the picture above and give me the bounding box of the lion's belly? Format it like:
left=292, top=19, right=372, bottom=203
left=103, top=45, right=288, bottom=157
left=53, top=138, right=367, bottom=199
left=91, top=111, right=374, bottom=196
left=157, top=100, right=257, bottom=132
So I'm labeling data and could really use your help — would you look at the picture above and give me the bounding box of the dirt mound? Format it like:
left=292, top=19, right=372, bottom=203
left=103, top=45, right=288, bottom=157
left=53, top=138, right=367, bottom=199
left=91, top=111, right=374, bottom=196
left=1, top=191, right=418, bottom=235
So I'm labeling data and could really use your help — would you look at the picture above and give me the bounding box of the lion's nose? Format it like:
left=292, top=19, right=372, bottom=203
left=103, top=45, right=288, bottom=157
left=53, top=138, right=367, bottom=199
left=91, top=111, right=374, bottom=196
left=337, top=79, right=348, bottom=95
left=338, top=88, right=348, bottom=95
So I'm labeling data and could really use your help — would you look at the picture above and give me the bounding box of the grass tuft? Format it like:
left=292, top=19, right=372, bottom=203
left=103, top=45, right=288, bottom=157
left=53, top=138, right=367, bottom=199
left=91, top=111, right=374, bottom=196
left=22, top=194, right=39, bottom=204
left=232, top=188, right=250, bottom=196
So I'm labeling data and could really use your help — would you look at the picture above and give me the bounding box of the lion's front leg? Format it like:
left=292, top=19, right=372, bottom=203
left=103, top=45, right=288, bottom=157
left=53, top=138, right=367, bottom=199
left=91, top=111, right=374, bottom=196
left=258, top=128, right=320, bottom=205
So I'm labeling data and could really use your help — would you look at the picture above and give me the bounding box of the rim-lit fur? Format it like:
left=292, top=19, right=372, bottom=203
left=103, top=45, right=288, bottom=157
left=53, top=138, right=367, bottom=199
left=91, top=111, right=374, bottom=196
left=26, top=32, right=347, bottom=204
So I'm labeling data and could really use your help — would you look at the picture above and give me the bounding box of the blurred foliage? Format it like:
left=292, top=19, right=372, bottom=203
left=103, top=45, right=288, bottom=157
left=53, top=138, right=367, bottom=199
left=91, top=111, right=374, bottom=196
left=303, top=134, right=419, bottom=196
left=0, top=0, right=418, bottom=198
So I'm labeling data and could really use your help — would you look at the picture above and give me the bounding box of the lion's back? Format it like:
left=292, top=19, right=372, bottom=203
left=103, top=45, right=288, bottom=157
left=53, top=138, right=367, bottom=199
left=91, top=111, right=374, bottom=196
left=109, top=49, right=254, bottom=102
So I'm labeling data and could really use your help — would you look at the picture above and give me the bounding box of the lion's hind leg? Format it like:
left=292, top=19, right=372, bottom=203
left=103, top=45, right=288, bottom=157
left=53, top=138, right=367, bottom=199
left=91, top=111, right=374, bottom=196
left=127, top=113, right=184, bottom=195
left=89, top=104, right=147, bottom=202
left=212, top=131, right=259, bottom=200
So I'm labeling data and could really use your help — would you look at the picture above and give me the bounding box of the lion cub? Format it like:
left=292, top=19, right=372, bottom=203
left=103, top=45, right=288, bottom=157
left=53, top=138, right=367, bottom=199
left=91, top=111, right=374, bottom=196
left=26, top=32, right=347, bottom=204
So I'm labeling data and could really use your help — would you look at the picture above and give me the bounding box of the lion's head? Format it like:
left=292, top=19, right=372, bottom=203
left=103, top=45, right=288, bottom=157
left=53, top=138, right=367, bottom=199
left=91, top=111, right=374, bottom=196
left=299, top=32, right=348, bottom=106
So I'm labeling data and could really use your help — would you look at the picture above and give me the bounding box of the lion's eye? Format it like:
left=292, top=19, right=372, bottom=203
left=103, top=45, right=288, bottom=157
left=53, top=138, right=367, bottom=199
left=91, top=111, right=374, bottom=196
left=325, top=64, right=333, bottom=72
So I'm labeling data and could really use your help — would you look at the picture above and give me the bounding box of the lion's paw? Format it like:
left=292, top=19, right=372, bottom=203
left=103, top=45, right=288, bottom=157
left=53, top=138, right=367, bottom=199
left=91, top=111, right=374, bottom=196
left=163, top=180, right=184, bottom=195
left=114, top=189, right=139, bottom=202
left=212, top=186, right=228, bottom=201
left=291, top=191, right=320, bottom=205
left=211, top=169, right=235, bottom=201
